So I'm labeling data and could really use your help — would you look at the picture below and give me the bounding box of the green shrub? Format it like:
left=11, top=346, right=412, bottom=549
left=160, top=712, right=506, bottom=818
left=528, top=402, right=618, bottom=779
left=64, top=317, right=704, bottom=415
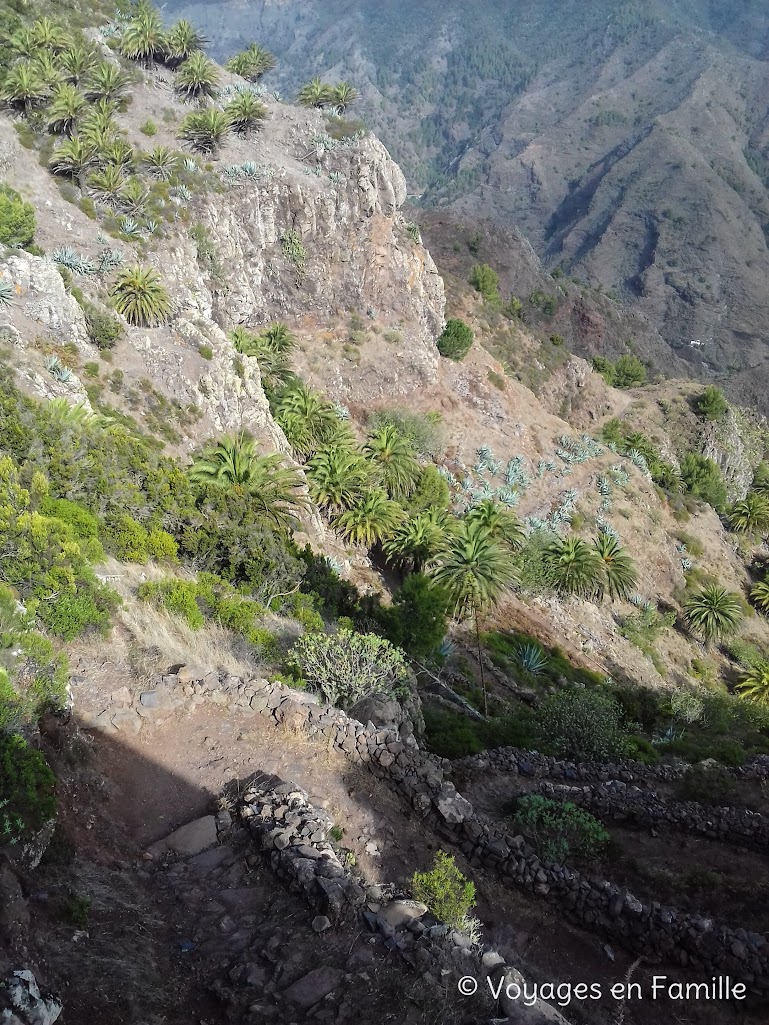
left=138, top=579, right=204, bottom=629
left=675, top=763, right=737, bottom=805
left=386, top=573, right=449, bottom=661
left=423, top=705, right=537, bottom=758
left=469, top=263, right=500, bottom=303
left=104, top=512, right=150, bottom=561
left=613, top=354, right=647, bottom=388
left=410, top=851, right=475, bottom=929
left=39, top=497, right=99, bottom=539
left=82, top=300, right=123, bottom=350
left=289, top=629, right=409, bottom=708
left=0, top=733, right=56, bottom=848
left=146, top=528, right=178, bottom=561
left=695, top=385, right=729, bottom=420
left=0, top=184, right=36, bottom=249
left=512, top=794, right=609, bottom=863
left=680, top=453, right=727, bottom=512
left=436, top=318, right=473, bottom=361
left=198, top=344, right=213, bottom=360
left=37, top=585, right=118, bottom=641
left=140, top=118, right=158, bottom=136
left=533, top=689, right=632, bottom=761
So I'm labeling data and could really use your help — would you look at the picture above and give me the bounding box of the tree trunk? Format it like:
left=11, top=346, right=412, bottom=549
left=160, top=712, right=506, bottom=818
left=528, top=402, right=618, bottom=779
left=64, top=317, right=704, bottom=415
left=475, top=607, right=487, bottom=717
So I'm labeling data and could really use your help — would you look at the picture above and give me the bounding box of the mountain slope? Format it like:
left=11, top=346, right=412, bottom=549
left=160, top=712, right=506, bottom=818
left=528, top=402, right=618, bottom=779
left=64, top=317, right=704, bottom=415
left=164, top=0, right=769, bottom=411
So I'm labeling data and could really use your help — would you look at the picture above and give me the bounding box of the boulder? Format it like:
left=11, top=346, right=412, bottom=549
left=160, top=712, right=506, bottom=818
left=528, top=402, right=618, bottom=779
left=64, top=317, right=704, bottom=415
left=380, top=899, right=428, bottom=929
left=0, top=969, right=63, bottom=1024
left=147, top=816, right=218, bottom=858
left=282, top=966, right=344, bottom=1009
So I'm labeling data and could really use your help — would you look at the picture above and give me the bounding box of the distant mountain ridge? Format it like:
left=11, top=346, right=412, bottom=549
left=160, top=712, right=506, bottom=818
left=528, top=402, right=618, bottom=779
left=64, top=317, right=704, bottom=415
left=165, top=0, right=769, bottom=411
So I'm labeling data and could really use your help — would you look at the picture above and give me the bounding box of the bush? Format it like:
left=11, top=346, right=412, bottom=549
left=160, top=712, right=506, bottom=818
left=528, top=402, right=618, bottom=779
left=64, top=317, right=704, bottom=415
left=436, top=319, right=473, bottom=361
left=140, top=119, right=158, bottom=136
left=512, top=794, right=609, bottom=863
left=613, top=354, right=647, bottom=388
left=138, top=579, right=204, bottom=629
left=288, top=629, right=409, bottom=708
left=695, top=385, right=728, bottom=420
left=469, top=263, right=499, bottom=303
left=0, top=184, right=36, bottom=249
left=0, top=733, right=56, bottom=849
left=36, top=585, right=118, bottom=641
left=40, top=497, right=99, bottom=539
left=82, top=300, right=123, bottom=350
left=386, top=573, right=449, bottom=661
left=680, top=453, right=727, bottom=512
left=410, top=851, right=475, bottom=929
left=533, top=689, right=632, bottom=761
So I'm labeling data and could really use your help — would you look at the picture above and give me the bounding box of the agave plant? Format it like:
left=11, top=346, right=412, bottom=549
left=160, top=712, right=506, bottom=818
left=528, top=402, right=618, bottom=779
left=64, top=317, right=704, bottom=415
left=109, top=265, right=171, bottom=326
left=515, top=642, right=549, bottom=676
left=118, top=216, right=142, bottom=238
left=173, top=184, right=192, bottom=202
left=95, top=248, right=124, bottom=274
left=683, top=584, right=743, bottom=644
left=175, top=50, right=220, bottom=100
left=0, top=279, right=16, bottom=310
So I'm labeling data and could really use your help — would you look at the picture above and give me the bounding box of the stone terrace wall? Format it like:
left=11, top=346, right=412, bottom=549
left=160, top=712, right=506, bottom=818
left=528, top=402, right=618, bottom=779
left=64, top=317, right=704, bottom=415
left=136, top=665, right=769, bottom=993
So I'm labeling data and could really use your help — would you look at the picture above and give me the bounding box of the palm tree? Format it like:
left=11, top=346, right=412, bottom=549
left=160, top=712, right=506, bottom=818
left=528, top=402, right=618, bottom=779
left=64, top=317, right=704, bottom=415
left=736, top=661, right=769, bottom=708
left=306, top=445, right=370, bottom=515
left=189, top=433, right=307, bottom=531
left=750, top=578, right=769, bottom=614
left=364, top=424, right=420, bottom=499
left=543, top=535, right=604, bottom=599
left=383, top=508, right=450, bottom=573
left=109, top=265, right=170, bottom=327
left=331, top=81, right=358, bottom=112
left=143, top=145, right=178, bottom=180
left=261, top=323, right=293, bottom=352
left=78, top=100, right=119, bottom=149
left=430, top=519, right=518, bottom=714
left=274, top=382, right=340, bottom=458
left=178, top=107, right=232, bottom=155
left=232, top=324, right=294, bottom=394
left=32, top=51, right=64, bottom=89
left=6, top=27, right=38, bottom=59
left=85, top=63, right=128, bottom=104
left=49, top=135, right=100, bottom=190
left=1, top=61, right=48, bottom=111
left=166, top=19, right=208, bottom=67
left=335, top=489, right=401, bottom=547
left=297, top=77, right=334, bottom=108
left=226, top=91, right=268, bottom=137
left=119, top=6, right=168, bottom=68
left=175, top=51, right=220, bottom=100
left=100, top=138, right=134, bottom=170
left=31, top=17, right=69, bottom=52
left=46, top=83, right=86, bottom=136
left=592, top=532, right=638, bottom=601
left=58, top=45, right=93, bottom=85
left=728, top=493, right=769, bottom=537
left=224, top=52, right=254, bottom=78
left=465, top=499, right=525, bottom=552
left=87, top=162, right=126, bottom=201
left=225, top=43, right=277, bottom=80
left=684, top=584, right=743, bottom=644
left=118, top=176, right=150, bottom=216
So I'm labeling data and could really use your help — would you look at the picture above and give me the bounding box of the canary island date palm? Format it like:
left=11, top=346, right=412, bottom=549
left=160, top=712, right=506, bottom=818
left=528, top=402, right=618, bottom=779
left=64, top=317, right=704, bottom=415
left=166, top=19, right=208, bottom=67
left=87, top=162, right=126, bottom=201
left=178, top=107, right=232, bottom=155
left=232, top=324, right=294, bottom=395
left=49, top=135, right=100, bottom=190
left=297, top=77, right=334, bottom=108
left=226, top=43, right=276, bottom=81
left=683, top=584, right=743, bottom=644
left=728, top=492, right=769, bottom=537
left=331, top=81, right=358, bottom=112
left=274, top=381, right=341, bottom=459
left=1, top=61, right=48, bottom=111
left=189, top=433, right=307, bottom=531
left=175, top=51, right=220, bottom=100
left=31, top=17, right=69, bottom=52
left=736, top=660, right=769, bottom=708
left=306, top=445, right=371, bottom=516
left=364, top=424, right=420, bottom=500
left=46, top=83, right=86, bottom=136
left=383, top=507, right=451, bottom=573
left=592, top=531, right=638, bottom=601
left=143, top=145, right=178, bottom=180
left=119, top=6, right=167, bottom=68
left=85, top=63, right=128, bottom=104
left=430, top=519, right=518, bottom=714
left=32, top=51, right=63, bottom=89
left=750, top=577, right=769, bottom=615
left=335, top=489, right=402, bottom=547
left=58, top=45, right=92, bottom=85
left=226, top=91, right=268, bottom=137
left=543, top=534, right=605, bottom=600
left=6, top=27, right=37, bottom=59
left=465, top=498, right=525, bottom=552
left=109, top=265, right=170, bottom=327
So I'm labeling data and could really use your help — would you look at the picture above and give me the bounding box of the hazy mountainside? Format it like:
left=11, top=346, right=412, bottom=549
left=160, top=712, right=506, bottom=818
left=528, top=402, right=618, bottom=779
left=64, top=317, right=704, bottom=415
left=164, top=0, right=769, bottom=412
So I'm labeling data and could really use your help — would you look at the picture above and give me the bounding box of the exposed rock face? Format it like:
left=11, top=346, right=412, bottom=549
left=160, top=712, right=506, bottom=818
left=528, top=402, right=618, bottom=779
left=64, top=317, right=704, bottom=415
left=0, top=969, right=63, bottom=1025
left=701, top=406, right=767, bottom=500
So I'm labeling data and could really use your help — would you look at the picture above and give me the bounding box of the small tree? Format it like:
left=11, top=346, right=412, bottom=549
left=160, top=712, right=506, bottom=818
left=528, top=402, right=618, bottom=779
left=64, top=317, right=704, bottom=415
left=612, top=354, right=646, bottom=388
left=436, top=319, right=473, bottom=360
left=469, top=263, right=499, bottom=303
left=411, top=851, right=475, bottom=930
left=0, top=186, right=36, bottom=248
left=513, top=795, right=609, bottom=863
left=695, top=385, right=728, bottom=420
left=680, top=452, right=727, bottom=512
left=533, top=689, right=632, bottom=761
left=289, top=629, right=409, bottom=708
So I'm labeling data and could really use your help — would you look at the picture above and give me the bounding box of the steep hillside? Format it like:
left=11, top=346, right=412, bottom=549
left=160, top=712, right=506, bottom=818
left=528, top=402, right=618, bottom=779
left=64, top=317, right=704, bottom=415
left=164, top=0, right=769, bottom=411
